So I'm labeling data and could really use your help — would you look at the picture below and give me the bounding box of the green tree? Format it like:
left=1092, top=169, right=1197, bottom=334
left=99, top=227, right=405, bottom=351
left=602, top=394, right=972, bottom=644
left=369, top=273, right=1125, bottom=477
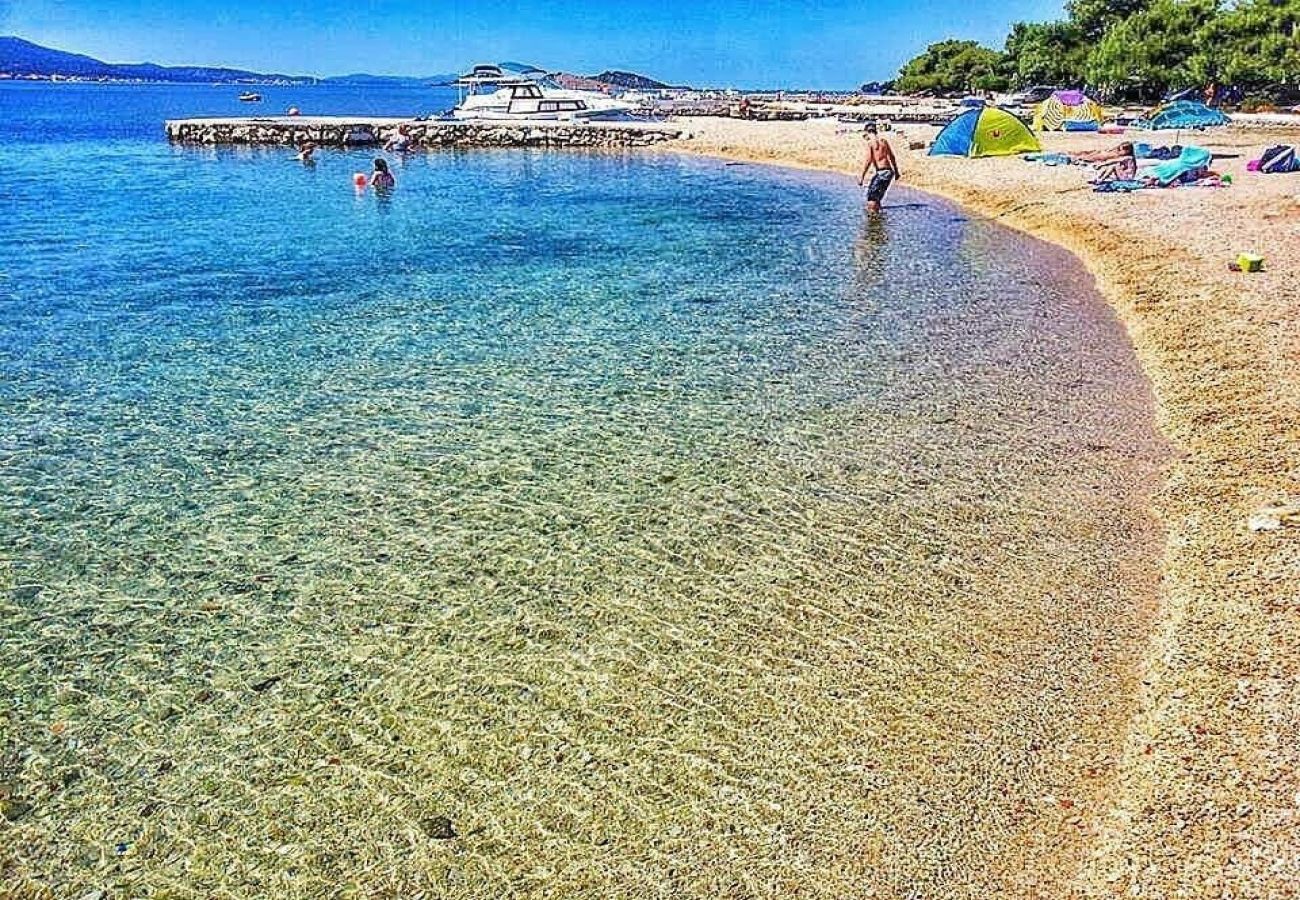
left=1003, top=20, right=1088, bottom=87
left=1086, top=0, right=1223, bottom=102
left=895, top=40, right=1009, bottom=95
left=1215, top=0, right=1300, bottom=95
left=1067, top=0, right=1155, bottom=40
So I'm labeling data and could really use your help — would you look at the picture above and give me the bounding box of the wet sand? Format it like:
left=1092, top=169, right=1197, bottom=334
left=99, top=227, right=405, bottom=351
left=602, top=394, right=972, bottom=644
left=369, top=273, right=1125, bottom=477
left=669, top=117, right=1300, bottom=897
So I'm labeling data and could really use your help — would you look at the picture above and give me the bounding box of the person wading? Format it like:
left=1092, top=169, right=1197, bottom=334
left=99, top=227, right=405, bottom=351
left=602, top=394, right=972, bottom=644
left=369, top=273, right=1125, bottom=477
left=858, top=123, right=902, bottom=214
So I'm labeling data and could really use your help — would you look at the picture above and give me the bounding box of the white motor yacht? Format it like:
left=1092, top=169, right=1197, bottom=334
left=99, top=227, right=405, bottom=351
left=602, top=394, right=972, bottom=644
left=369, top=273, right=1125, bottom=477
left=450, top=64, right=634, bottom=121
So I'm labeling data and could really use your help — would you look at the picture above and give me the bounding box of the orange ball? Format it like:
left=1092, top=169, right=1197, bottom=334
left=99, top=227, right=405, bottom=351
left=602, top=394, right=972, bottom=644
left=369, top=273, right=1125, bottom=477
left=353, top=173, right=368, bottom=188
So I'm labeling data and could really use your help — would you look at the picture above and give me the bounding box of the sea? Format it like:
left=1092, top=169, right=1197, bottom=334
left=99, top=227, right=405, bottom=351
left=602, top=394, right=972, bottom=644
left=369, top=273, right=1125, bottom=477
left=0, top=82, right=1167, bottom=897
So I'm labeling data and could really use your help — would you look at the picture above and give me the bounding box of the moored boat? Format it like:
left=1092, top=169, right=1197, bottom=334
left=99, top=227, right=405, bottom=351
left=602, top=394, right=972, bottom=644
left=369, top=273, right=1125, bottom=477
left=450, top=63, right=633, bottom=121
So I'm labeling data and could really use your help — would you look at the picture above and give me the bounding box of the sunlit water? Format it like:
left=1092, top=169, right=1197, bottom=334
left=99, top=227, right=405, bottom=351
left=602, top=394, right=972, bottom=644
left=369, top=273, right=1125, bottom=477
left=0, top=84, right=1166, bottom=897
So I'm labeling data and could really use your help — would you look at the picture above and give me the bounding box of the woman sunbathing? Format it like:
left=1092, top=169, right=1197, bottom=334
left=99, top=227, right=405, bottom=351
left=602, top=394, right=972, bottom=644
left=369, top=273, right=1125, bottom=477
left=1082, top=142, right=1137, bottom=181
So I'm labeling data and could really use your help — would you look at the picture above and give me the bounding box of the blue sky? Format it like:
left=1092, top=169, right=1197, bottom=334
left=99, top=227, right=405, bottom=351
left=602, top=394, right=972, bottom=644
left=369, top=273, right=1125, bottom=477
left=2, top=0, right=1066, bottom=87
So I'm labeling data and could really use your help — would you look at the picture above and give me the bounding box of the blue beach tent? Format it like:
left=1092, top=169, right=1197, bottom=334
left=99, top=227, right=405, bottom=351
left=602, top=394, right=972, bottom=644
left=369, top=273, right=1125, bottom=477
left=929, top=106, right=1041, bottom=158
left=1138, top=101, right=1230, bottom=130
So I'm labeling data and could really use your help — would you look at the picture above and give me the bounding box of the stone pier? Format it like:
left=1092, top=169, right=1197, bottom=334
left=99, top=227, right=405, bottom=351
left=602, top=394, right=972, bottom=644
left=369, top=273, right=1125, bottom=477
left=164, top=116, right=685, bottom=149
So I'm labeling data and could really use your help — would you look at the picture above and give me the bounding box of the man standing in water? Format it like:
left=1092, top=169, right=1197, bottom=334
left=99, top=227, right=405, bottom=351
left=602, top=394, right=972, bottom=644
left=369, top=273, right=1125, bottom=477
left=858, top=123, right=901, bottom=214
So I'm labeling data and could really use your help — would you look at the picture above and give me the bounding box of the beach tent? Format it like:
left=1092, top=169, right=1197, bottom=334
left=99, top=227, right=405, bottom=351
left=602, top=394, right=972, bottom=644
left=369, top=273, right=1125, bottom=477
left=1138, top=101, right=1230, bottom=130
left=1033, top=90, right=1104, bottom=132
left=929, top=107, right=1041, bottom=158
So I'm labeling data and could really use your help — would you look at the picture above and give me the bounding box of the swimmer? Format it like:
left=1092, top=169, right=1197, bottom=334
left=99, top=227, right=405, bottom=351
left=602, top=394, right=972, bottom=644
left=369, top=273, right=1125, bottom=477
left=371, top=158, right=395, bottom=189
left=297, top=142, right=317, bottom=163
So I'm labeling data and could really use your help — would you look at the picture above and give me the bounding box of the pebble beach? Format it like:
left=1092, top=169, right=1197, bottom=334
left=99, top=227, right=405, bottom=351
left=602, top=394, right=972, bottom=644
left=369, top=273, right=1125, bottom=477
left=670, top=116, right=1300, bottom=897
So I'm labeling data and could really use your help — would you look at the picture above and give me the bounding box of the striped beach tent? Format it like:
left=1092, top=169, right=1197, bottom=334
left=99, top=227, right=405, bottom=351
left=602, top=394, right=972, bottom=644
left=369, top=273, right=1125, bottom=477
left=1033, top=90, right=1104, bottom=132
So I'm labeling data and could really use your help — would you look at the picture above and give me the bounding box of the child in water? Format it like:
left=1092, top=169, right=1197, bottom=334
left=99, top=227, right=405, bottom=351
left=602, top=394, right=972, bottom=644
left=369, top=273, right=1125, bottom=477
left=371, top=158, right=395, bottom=189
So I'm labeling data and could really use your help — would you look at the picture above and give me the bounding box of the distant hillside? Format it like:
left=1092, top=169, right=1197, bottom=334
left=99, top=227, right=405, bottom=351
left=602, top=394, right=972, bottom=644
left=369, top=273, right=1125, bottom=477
left=587, top=70, right=687, bottom=91
left=0, top=36, right=313, bottom=83
left=0, top=37, right=678, bottom=91
left=554, top=73, right=613, bottom=93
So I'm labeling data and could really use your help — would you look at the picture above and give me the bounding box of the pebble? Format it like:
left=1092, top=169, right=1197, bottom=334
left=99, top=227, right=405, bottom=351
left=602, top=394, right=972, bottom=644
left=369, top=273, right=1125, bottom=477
left=1247, top=500, right=1300, bottom=532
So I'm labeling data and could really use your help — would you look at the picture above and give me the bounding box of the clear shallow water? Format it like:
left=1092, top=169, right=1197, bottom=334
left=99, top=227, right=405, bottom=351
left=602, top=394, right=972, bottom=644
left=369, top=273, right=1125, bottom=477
left=0, top=84, right=1166, bottom=897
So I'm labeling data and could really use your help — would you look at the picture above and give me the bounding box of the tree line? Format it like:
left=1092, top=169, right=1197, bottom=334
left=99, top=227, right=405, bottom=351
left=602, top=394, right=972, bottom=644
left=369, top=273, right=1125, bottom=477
left=893, top=0, right=1300, bottom=105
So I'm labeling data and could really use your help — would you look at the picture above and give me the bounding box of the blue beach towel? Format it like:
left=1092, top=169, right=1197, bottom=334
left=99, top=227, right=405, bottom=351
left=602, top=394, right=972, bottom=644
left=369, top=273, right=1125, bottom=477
left=1094, top=180, right=1146, bottom=193
left=1149, top=146, right=1212, bottom=186
left=1024, top=152, right=1073, bottom=166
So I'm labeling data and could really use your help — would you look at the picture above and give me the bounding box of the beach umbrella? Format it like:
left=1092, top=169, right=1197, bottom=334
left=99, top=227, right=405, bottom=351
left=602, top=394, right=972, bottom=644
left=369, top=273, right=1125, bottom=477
left=929, top=107, right=1041, bottom=158
left=1138, top=100, right=1230, bottom=130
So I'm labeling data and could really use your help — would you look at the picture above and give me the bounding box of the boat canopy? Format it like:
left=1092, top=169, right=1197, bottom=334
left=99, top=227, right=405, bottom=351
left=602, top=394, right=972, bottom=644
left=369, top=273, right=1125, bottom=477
left=450, top=62, right=563, bottom=90
left=498, top=62, right=553, bottom=80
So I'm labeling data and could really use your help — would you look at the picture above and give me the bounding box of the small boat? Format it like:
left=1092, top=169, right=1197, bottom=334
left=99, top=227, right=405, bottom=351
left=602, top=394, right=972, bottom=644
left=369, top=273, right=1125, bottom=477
left=239, top=92, right=263, bottom=102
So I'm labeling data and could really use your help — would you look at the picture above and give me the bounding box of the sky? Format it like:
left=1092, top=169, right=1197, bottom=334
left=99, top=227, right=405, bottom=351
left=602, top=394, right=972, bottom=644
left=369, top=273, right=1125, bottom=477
left=1, top=0, right=1067, bottom=88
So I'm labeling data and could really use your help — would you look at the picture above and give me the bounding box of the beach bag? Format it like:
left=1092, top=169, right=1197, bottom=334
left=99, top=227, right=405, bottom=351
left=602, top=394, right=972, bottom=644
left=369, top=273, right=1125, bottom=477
left=1260, top=145, right=1297, bottom=174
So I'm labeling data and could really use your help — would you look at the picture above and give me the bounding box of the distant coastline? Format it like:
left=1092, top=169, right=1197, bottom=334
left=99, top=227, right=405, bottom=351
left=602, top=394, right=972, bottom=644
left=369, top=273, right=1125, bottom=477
left=0, top=36, right=455, bottom=87
left=0, top=36, right=680, bottom=92
left=0, top=74, right=436, bottom=86
left=0, top=73, right=313, bottom=85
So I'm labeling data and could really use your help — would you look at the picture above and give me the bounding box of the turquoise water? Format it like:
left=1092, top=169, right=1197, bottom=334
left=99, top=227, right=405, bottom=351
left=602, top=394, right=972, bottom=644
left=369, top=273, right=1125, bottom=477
left=0, top=84, right=1166, bottom=897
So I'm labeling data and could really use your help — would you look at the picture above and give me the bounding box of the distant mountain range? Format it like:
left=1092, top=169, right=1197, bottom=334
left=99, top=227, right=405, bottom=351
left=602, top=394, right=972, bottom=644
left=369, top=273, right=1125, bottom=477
left=0, top=36, right=314, bottom=83
left=0, top=37, right=456, bottom=85
left=0, top=36, right=681, bottom=91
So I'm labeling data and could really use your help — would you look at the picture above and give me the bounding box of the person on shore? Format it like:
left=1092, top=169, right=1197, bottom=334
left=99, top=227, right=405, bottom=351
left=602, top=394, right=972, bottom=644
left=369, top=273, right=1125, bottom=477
left=1089, top=142, right=1137, bottom=183
left=297, top=142, right=317, bottom=164
left=858, top=123, right=901, bottom=214
left=371, top=158, right=395, bottom=190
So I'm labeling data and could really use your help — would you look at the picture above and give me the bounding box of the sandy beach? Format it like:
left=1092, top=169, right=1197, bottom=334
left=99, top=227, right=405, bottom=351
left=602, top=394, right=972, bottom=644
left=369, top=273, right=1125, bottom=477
left=668, top=117, right=1300, bottom=897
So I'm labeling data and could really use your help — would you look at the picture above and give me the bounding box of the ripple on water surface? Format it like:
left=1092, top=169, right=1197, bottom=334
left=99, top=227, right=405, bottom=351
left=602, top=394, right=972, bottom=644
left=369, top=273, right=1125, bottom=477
left=0, top=148, right=1166, bottom=898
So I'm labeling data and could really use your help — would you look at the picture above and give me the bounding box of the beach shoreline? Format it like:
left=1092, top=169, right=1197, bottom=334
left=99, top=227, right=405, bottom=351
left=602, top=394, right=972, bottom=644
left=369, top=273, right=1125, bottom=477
left=667, top=118, right=1300, bottom=896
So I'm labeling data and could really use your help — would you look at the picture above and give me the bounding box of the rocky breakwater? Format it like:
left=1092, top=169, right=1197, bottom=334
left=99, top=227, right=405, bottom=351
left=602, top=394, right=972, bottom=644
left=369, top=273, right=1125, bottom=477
left=164, top=116, right=685, bottom=149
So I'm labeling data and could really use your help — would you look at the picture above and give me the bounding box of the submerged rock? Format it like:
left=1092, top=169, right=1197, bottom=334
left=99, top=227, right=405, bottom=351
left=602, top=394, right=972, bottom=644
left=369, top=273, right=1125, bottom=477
left=421, top=815, right=457, bottom=840
left=1, top=796, right=32, bottom=821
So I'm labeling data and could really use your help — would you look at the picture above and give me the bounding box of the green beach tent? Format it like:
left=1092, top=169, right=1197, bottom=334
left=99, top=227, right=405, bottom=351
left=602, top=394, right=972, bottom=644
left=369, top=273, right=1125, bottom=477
left=929, top=106, right=1041, bottom=158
